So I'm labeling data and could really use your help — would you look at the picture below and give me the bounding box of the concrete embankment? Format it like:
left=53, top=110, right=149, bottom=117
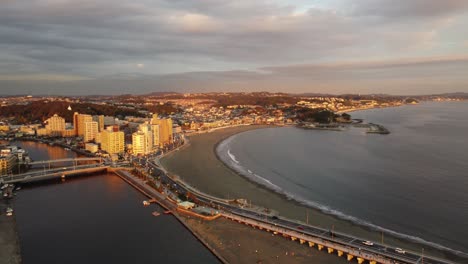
left=0, top=200, right=21, bottom=264
left=112, top=169, right=228, bottom=264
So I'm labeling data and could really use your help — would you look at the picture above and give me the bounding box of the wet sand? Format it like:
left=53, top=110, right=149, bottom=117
left=161, top=125, right=461, bottom=262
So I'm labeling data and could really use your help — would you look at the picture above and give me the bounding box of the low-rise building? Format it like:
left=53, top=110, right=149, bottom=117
left=85, top=143, right=99, bottom=153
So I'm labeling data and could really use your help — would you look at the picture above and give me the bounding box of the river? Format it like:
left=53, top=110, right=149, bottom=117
left=9, top=141, right=219, bottom=264
left=217, top=101, right=468, bottom=256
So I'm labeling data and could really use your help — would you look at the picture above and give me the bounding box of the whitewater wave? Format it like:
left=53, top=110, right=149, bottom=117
left=216, top=136, right=468, bottom=258
left=227, top=149, right=239, bottom=164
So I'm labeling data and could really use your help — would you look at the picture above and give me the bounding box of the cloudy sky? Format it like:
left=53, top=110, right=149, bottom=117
left=1, top=0, right=468, bottom=95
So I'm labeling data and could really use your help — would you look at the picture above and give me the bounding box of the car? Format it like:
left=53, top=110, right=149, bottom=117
left=296, top=226, right=304, bottom=230
left=362, top=241, right=374, bottom=246
left=395, top=248, right=406, bottom=254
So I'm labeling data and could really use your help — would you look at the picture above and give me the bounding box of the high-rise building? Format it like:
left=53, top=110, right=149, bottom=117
left=138, top=123, right=153, bottom=153
left=73, top=112, right=79, bottom=136
left=84, top=121, right=98, bottom=142
left=151, top=124, right=160, bottom=147
left=151, top=114, right=173, bottom=146
left=93, top=115, right=105, bottom=132
left=132, top=131, right=149, bottom=155
left=74, top=112, right=93, bottom=137
left=45, top=114, right=65, bottom=137
left=101, top=130, right=125, bottom=154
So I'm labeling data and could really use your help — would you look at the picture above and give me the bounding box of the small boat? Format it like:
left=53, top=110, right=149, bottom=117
left=152, top=211, right=161, bottom=217
left=6, top=212, right=13, bottom=217
left=163, top=210, right=172, bottom=214
left=143, top=200, right=150, bottom=206
left=1, top=184, right=8, bottom=190
left=6, top=207, right=13, bottom=213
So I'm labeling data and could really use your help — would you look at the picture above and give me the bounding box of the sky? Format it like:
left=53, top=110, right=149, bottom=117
left=0, top=0, right=467, bottom=95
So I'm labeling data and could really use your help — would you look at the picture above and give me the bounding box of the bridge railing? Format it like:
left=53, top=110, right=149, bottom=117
left=2, top=164, right=106, bottom=183
left=28, top=157, right=103, bottom=166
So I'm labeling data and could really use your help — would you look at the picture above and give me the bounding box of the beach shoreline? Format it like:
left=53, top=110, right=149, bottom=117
left=161, top=124, right=467, bottom=263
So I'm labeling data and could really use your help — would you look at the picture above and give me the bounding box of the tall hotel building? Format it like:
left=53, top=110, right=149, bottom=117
left=73, top=112, right=93, bottom=137
left=100, top=128, right=125, bottom=154
left=45, top=114, right=65, bottom=137
left=84, top=121, right=98, bottom=142
left=150, top=114, right=173, bottom=147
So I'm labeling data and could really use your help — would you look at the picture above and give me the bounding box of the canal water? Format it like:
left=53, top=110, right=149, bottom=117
left=9, top=141, right=219, bottom=264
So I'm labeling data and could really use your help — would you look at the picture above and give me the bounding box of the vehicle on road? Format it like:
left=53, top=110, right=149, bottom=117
left=362, top=241, right=374, bottom=246
left=395, top=248, right=406, bottom=254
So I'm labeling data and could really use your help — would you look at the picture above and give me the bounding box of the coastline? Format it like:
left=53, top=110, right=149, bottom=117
left=335, top=104, right=402, bottom=114
left=118, top=155, right=345, bottom=264
left=161, top=124, right=465, bottom=263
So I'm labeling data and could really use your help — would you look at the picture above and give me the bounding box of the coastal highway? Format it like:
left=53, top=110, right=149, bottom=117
left=141, top=157, right=456, bottom=264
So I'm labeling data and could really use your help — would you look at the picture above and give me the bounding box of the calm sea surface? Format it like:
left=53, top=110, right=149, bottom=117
left=217, top=102, right=468, bottom=254
left=9, top=141, right=218, bottom=264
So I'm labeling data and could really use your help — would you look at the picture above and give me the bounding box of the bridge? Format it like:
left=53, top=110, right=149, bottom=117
left=1, top=164, right=108, bottom=184
left=28, top=157, right=103, bottom=166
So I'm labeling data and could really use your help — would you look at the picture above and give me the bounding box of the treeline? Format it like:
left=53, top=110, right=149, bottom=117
left=295, top=108, right=350, bottom=123
left=145, top=103, right=180, bottom=116
left=212, top=93, right=298, bottom=107
left=0, top=101, right=145, bottom=124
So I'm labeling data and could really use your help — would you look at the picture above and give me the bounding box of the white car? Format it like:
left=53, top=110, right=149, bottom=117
left=395, top=248, right=406, bottom=254
left=362, top=241, right=374, bottom=246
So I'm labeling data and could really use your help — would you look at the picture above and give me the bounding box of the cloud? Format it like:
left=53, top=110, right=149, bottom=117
left=167, top=13, right=221, bottom=33
left=349, top=0, right=468, bottom=19
left=1, top=55, right=467, bottom=96
left=0, top=0, right=467, bottom=94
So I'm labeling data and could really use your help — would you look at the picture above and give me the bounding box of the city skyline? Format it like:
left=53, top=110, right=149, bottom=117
left=1, top=0, right=468, bottom=95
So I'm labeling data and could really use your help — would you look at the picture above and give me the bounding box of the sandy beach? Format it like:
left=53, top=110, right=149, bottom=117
left=180, top=216, right=347, bottom=264
left=161, top=125, right=460, bottom=262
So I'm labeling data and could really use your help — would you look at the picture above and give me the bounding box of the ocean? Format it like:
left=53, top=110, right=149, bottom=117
left=217, top=101, right=468, bottom=255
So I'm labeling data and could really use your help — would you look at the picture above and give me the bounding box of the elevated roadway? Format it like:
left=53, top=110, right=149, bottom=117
left=2, top=164, right=108, bottom=184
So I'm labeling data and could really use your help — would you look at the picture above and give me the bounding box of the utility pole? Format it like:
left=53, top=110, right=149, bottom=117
left=421, top=248, right=424, bottom=264
left=306, top=209, right=309, bottom=225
